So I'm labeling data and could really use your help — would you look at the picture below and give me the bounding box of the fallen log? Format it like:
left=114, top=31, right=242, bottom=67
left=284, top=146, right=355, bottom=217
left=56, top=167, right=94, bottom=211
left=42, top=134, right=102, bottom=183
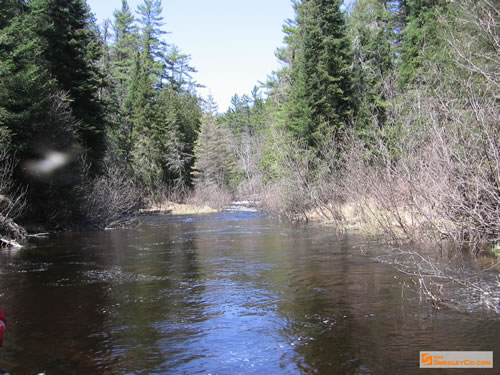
left=0, top=237, right=22, bottom=248
left=0, top=215, right=27, bottom=248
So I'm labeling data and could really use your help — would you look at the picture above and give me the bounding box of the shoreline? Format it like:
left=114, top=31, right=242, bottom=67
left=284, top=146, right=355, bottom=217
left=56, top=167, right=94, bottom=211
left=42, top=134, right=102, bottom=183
left=141, top=201, right=218, bottom=216
left=302, top=200, right=500, bottom=260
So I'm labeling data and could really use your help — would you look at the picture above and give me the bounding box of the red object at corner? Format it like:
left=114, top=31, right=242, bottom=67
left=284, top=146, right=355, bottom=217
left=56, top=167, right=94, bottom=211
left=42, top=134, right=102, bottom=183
left=0, top=309, right=6, bottom=347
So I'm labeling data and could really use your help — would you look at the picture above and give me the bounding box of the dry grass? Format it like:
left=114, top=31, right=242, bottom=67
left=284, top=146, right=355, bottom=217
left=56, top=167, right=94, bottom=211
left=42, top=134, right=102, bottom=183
left=142, top=201, right=217, bottom=215
left=306, top=199, right=434, bottom=237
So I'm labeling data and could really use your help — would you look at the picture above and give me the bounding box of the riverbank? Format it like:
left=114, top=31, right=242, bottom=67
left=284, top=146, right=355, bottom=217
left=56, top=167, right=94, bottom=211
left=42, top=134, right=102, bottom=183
left=141, top=201, right=218, bottom=215
left=0, top=200, right=220, bottom=248
left=298, top=199, right=473, bottom=245
left=305, top=199, right=430, bottom=236
left=0, top=215, right=27, bottom=248
left=300, top=200, right=500, bottom=314
left=302, top=199, right=500, bottom=262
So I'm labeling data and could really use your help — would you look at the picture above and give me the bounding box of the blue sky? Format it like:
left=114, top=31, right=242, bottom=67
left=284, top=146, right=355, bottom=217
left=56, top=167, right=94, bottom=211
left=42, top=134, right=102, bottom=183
left=86, top=0, right=295, bottom=112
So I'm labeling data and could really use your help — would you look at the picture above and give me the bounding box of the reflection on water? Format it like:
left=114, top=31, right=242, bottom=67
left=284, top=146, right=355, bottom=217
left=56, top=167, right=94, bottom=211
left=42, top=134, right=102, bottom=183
left=0, top=211, right=498, bottom=374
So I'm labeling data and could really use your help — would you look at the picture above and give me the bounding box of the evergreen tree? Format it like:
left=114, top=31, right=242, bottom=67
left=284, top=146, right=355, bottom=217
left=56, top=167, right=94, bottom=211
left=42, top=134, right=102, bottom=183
left=282, top=0, right=353, bottom=146
left=130, top=50, right=161, bottom=189
left=161, top=45, right=198, bottom=92
left=0, top=0, right=80, bottom=158
left=128, top=50, right=202, bottom=190
left=156, top=88, right=191, bottom=189
left=193, top=97, right=235, bottom=189
left=223, top=87, right=267, bottom=137
left=0, top=0, right=21, bottom=29
left=225, top=94, right=252, bottom=135
left=98, top=19, right=114, bottom=102
left=136, top=0, right=167, bottom=80
left=220, top=87, right=268, bottom=188
left=0, top=0, right=103, bottom=225
left=0, top=1, right=28, bottom=149
left=176, top=92, right=202, bottom=151
left=348, top=0, right=396, bottom=132
left=0, top=0, right=206, bottom=227
left=28, top=0, right=107, bottom=170
left=398, top=0, right=444, bottom=87
left=109, top=51, right=142, bottom=171
left=111, top=0, right=138, bottom=105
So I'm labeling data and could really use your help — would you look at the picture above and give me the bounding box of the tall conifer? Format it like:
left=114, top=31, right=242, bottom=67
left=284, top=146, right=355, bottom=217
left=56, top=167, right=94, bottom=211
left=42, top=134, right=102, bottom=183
left=111, top=0, right=138, bottom=105
left=282, top=0, right=353, bottom=146
left=28, top=0, right=107, bottom=169
left=136, top=0, right=166, bottom=80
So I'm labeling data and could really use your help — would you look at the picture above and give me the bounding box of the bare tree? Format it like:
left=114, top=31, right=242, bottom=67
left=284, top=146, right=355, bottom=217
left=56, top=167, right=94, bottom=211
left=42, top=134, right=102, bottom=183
left=80, top=163, right=143, bottom=228
left=0, top=149, right=27, bottom=244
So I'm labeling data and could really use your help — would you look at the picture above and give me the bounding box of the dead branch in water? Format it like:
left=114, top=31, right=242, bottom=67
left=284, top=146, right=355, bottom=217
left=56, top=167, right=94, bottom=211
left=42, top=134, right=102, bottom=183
left=387, top=248, right=499, bottom=313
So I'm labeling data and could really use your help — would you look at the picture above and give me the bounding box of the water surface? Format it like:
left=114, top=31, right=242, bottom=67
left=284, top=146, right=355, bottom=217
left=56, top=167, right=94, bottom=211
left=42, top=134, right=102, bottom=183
left=0, top=211, right=498, bottom=374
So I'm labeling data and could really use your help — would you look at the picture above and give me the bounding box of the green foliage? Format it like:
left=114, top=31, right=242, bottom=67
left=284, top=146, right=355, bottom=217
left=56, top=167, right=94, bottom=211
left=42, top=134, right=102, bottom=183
left=105, top=0, right=202, bottom=192
left=279, top=0, right=354, bottom=146
left=126, top=50, right=201, bottom=191
left=0, top=0, right=110, bottom=225
left=398, top=0, right=444, bottom=87
left=193, top=98, right=236, bottom=189
left=2, top=0, right=496, bottom=249
left=0, top=0, right=206, bottom=227
left=26, top=0, right=107, bottom=169
left=136, top=0, right=166, bottom=80
left=111, top=0, right=138, bottom=105
left=161, top=45, right=199, bottom=92
left=348, top=0, right=396, bottom=133
left=223, top=88, right=266, bottom=136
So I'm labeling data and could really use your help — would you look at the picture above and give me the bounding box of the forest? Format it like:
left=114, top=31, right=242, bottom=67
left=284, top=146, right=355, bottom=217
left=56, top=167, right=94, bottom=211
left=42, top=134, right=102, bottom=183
left=0, top=0, right=498, bottom=255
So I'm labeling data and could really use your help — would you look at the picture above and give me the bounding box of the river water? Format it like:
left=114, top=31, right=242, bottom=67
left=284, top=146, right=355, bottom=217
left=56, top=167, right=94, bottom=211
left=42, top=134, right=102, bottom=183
left=0, top=210, right=498, bottom=374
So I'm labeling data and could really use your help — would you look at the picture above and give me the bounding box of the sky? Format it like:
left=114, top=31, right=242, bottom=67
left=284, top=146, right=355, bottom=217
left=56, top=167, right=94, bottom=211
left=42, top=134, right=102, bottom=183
left=86, top=0, right=295, bottom=112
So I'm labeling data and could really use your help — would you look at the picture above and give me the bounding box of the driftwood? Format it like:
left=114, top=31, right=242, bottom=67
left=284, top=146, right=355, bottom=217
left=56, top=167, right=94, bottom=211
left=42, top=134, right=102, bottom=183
left=28, top=232, right=50, bottom=238
left=0, top=215, right=27, bottom=248
left=0, top=237, right=22, bottom=248
left=104, top=215, right=139, bottom=230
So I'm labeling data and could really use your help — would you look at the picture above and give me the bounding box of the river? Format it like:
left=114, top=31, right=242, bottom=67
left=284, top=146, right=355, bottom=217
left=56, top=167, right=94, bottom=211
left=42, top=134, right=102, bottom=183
left=0, top=210, right=498, bottom=374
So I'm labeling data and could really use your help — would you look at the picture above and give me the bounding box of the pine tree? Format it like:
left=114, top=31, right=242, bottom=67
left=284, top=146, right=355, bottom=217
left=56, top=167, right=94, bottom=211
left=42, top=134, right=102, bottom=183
left=111, top=0, right=138, bottom=105
left=0, top=0, right=26, bottom=149
left=398, top=0, right=444, bottom=87
left=156, top=88, right=191, bottom=189
left=348, top=0, right=396, bottom=132
left=0, top=0, right=21, bottom=29
left=225, top=94, right=251, bottom=135
left=223, top=87, right=266, bottom=137
left=193, top=97, right=235, bottom=189
left=281, top=0, right=353, bottom=146
left=161, top=45, right=198, bottom=92
left=100, top=20, right=112, bottom=93
left=28, top=0, right=107, bottom=170
left=0, top=0, right=73, bottom=157
left=0, top=0, right=104, bottom=225
left=267, top=13, right=300, bottom=106
left=136, top=0, right=167, bottom=81
left=130, top=51, right=161, bottom=189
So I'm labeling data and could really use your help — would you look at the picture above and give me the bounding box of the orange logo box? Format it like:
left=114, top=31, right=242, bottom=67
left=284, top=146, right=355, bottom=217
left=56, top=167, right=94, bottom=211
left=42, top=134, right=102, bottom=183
left=421, top=353, right=433, bottom=366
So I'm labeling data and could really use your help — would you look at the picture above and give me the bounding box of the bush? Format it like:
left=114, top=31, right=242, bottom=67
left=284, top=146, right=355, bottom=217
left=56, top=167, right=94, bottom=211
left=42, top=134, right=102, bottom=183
left=0, top=149, right=27, bottom=242
left=187, top=184, right=233, bottom=211
left=80, top=164, right=143, bottom=228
